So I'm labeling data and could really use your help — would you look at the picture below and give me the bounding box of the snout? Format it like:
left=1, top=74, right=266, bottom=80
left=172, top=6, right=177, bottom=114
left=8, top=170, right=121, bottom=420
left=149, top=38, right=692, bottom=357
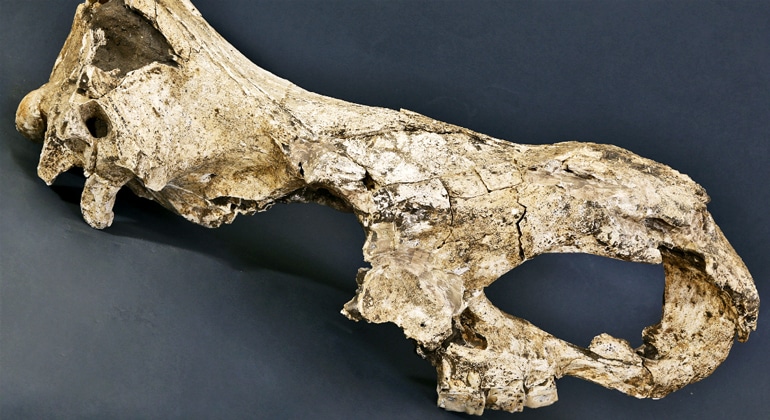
left=16, top=86, right=47, bottom=141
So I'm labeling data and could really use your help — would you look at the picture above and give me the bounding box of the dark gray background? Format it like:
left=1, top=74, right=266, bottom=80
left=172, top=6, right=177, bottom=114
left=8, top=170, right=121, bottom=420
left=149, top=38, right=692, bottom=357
left=2, top=1, right=768, bottom=419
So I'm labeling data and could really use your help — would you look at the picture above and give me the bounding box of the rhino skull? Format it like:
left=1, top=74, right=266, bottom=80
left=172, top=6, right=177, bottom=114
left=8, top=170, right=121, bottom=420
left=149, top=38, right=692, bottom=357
left=16, top=0, right=759, bottom=415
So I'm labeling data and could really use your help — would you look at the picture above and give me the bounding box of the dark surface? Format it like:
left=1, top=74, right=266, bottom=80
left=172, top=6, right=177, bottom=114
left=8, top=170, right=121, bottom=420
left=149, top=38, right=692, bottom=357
left=1, top=1, right=768, bottom=419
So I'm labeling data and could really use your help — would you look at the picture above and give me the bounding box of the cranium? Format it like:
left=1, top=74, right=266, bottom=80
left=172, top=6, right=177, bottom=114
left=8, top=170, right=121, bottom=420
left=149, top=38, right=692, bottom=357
left=16, top=0, right=759, bottom=415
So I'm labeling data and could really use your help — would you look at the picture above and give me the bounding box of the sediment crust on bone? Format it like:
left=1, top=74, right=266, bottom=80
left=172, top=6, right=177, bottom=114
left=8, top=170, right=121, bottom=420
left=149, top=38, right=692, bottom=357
left=16, top=0, right=759, bottom=415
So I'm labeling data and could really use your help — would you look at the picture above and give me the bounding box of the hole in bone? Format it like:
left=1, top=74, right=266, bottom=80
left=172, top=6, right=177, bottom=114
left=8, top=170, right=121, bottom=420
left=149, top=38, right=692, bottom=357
left=85, top=115, right=109, bottom=138
left=77, top=73, right=89, bottom=94
left=362, top=171, right=376, bottom=191
left=80, top=101, right=110, bottom=139
left=485, top=253, right=664, bottom=348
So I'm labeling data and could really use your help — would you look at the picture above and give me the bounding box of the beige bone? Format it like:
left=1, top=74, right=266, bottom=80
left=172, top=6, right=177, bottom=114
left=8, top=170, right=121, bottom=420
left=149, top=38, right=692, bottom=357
left=16, top=0, right=759, bottom=414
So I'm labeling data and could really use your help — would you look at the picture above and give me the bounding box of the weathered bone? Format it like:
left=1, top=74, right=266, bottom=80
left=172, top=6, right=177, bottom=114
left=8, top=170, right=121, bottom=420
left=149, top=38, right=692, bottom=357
left=16, top=0, right=759, bottom=415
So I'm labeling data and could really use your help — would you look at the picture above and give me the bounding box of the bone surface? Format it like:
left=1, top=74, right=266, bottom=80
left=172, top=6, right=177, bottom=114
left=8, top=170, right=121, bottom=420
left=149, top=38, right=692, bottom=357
left=16, top=0, right=759, bottom=415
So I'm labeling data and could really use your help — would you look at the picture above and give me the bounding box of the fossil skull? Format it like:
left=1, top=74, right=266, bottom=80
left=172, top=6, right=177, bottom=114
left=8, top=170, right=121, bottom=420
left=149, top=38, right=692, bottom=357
left=16, top=0, right=759, bottom=415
